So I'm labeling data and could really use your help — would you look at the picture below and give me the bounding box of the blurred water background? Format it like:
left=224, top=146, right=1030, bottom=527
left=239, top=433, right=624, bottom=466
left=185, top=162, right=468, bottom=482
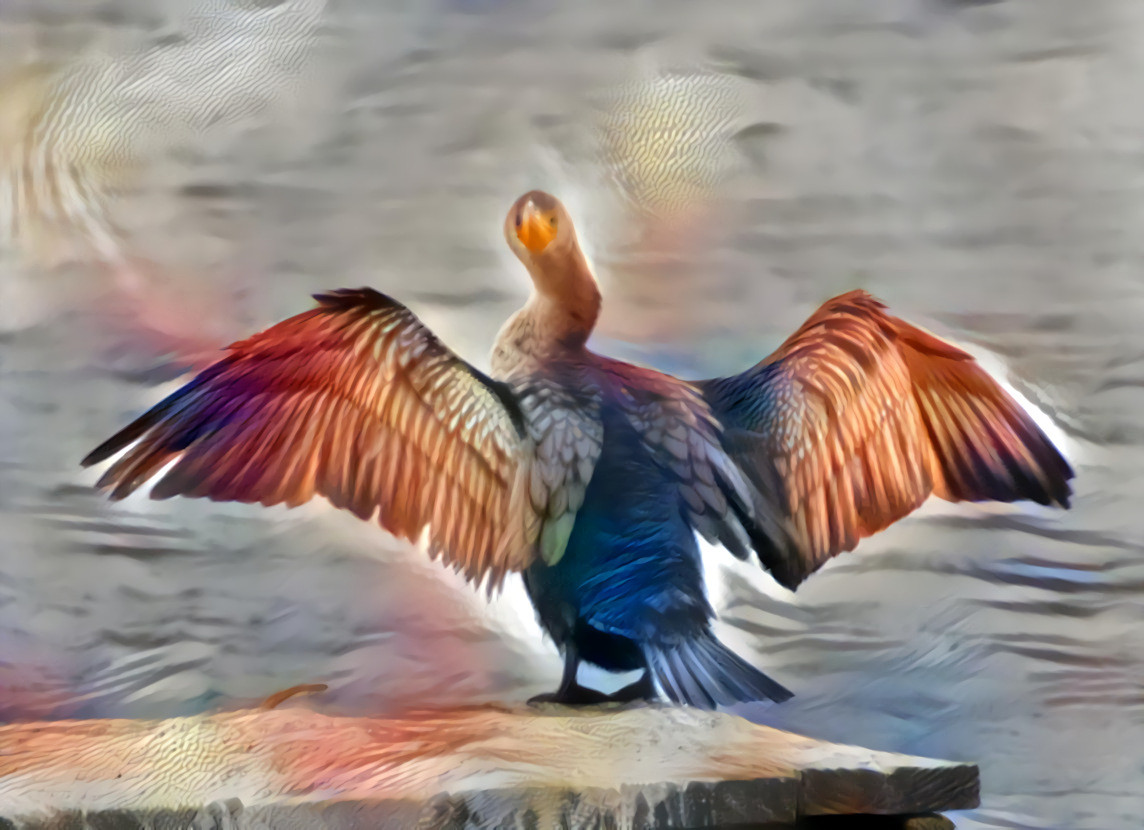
left=0, top=1, right=1141, bottom=828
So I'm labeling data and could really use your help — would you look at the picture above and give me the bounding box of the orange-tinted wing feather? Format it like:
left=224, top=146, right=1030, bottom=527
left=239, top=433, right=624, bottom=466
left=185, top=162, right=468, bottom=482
left=82, top=288, right=539, bottom=588
left=699, top=290, right=1074, bottom=589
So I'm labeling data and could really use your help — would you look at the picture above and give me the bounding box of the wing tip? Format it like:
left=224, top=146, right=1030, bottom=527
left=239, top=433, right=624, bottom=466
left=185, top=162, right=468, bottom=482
left=100, top=474, right=142, bottom=502
left=81, top=424, right=145, bottom=469
left=1007, top=420, right=1077, bottom=510
left=769, top=564, right=805, bottom=592
left=79, top=446, right=112, bottom=469
left=1047, top=472, right=1075, bottom=511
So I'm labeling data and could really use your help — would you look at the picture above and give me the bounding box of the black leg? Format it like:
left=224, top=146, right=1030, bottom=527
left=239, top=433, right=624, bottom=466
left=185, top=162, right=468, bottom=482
left=556, top=640, right=579, bottom=696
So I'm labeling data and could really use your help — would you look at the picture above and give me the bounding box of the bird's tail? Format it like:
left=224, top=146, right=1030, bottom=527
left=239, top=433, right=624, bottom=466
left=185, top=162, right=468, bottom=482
left=643, top=632, right=793, bottom=709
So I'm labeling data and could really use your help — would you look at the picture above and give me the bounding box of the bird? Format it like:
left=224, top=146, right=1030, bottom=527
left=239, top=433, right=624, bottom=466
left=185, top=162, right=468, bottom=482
left=81, top=190, right=1075, bottom=710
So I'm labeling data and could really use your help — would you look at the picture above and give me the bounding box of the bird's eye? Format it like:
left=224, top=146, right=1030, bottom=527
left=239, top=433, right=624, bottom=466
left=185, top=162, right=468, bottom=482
left=514, top=215, right=522, bottom=228
left=549, top=217, right=556, bottom=227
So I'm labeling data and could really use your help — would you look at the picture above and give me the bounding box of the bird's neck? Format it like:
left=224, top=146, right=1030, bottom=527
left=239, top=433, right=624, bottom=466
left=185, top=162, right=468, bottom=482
left=491, top=258, right=601, bottom=378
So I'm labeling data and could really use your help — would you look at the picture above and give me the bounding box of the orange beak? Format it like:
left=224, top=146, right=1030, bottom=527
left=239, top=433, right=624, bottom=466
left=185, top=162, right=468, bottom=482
left=516, top=200, right=557, bottom=253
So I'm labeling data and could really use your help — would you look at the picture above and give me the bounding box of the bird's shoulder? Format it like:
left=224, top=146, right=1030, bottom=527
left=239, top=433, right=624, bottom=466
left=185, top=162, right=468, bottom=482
left=591, top=355, right=720, bottom=436
left=586, top=355, right=764, bottom=560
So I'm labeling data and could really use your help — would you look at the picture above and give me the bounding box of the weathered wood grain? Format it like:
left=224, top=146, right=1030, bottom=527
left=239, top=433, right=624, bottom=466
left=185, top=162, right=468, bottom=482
left=0, top=703, right=976, bottom=828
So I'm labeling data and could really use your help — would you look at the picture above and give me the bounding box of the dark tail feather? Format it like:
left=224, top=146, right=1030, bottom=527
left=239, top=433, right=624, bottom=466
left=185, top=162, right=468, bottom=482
left=644, top=632, right=793, bottom=709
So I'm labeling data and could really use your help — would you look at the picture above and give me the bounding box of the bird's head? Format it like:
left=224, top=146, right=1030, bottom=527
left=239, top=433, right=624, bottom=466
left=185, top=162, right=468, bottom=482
left=503, top=189, right=601, bottom=342
left=505, top=190, right=580, bottom=275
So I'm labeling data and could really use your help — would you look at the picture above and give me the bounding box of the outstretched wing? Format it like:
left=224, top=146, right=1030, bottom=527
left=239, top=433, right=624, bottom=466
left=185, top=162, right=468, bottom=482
left=82, top=288, right=539, bottom=589
left=698, top=290, right=1074, bottom=589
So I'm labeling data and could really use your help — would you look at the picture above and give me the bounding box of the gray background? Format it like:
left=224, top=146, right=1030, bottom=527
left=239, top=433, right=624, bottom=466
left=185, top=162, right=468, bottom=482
left=1, top=1, right=1141, bottom=828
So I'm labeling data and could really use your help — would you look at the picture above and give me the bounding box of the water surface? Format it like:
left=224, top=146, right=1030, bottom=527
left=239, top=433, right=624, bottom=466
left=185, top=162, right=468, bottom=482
left=0, top=2, right=1140, bottom=828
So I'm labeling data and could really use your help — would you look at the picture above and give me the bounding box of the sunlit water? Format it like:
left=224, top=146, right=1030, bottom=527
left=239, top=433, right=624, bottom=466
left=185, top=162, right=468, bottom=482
left=1, top=2, right=1142, bottom=828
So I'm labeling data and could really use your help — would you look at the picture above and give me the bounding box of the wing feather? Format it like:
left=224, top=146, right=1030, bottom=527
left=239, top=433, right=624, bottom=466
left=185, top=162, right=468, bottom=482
left=82, top=288, right=538, bottom=587
left=699, top=290, right=1074, bottom=589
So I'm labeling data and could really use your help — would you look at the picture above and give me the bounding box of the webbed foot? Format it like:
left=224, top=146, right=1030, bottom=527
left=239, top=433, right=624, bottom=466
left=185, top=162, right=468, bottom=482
left=527, top=683, right=613, bottom=707
left=605, top=673, right=656, bottom=704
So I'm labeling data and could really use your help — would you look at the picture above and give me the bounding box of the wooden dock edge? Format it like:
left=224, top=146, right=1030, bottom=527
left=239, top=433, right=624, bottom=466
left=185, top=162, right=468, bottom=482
left=0, top=703, right=979, bottom=828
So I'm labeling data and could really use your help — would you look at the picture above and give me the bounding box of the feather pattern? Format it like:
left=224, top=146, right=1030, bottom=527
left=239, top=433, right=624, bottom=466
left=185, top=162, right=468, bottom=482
left=81, top=288, right=539, bottom=589
left=699, top=290, right=1075, bottom=589
left=594, top=357, right=784, bottom=561
left=513, top=372, right=604, bottom=567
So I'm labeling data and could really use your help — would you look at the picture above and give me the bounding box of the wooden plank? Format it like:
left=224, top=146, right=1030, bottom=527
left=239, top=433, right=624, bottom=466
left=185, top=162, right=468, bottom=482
left=0, top=703, right=978, bottom=827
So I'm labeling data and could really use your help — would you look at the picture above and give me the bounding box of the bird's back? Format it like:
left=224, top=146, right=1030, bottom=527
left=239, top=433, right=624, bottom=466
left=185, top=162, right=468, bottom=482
left=523, top=391, right=712, bottom=657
